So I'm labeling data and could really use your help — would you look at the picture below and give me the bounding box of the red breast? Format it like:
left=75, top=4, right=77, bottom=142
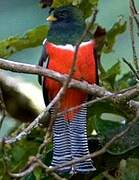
left=44, top=40, right=97, bottom=121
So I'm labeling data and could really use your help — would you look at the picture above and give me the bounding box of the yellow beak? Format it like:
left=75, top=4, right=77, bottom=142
left=46, top=15, right=57, bottom=22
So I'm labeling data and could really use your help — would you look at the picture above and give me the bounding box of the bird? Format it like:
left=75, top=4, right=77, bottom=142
left=38, top=5, right=98, bottom=174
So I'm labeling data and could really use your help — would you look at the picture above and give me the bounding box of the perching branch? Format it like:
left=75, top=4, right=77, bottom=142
left=1, top=58, right=139, bottom=118
left=9, top=158, right=66, bottom=180
left=0, top=58, right=108, bottom=97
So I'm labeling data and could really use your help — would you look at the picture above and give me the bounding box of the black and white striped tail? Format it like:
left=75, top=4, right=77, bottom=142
left=50, top=106, right=96, bottom=174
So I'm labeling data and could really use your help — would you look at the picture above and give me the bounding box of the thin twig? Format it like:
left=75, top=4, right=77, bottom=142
left=130, top=0, right=138, bottom=14
left=58, top=83, right=138, bottom=116
left=9, top=158, right=66, bottom=180
left=9, top=162, right=39, bottom=178
left=122, top=57, right=139, bottom=80
left=129, top=15, right=139, bottom=71
left=129, top=0, right=139, bottom=33
left=129, top=0, right=139, bottom=70
left=0, top=87, right=6, bottom=128
left=0, top=87, right=67, bottom=144
left=36, top=159, right=67, bottom=180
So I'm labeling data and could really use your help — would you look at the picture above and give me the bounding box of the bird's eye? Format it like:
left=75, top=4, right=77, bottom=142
left=58, top=11, right=68, bottom=18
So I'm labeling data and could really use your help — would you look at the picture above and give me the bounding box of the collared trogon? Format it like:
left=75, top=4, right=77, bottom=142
left=38, top=5, right=98, bottom=174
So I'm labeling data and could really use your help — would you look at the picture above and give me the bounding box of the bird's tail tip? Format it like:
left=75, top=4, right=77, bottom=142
left=50, top=157, right=96, bottom=174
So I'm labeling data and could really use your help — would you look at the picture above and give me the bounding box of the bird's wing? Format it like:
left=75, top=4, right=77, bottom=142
left=38, top=39, right=49, bottom=85
left=38, top=39, right=50, bottom=106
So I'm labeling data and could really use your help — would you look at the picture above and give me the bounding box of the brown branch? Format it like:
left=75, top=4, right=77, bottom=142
left=0, top=58, right=108, bottom=97
left=129, top=0, right=139, bottom=33
left=59, top=83, right=139, bottom=117
left=9, top=158, right=66, bottom=180
left=36, top=159, right=67, bottom=180
left=1, top=110, right=49, bottom=144
left=129, top=15, right=139, bottom=71
left=129, top=0, right=139, bottom=71
left=9, top=162, right=39, bottom=178
left=130, top=0, right=138, bottom=14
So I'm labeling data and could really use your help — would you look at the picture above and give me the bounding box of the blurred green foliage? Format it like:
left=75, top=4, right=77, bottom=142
left=0, top=25, right=48, bottom=58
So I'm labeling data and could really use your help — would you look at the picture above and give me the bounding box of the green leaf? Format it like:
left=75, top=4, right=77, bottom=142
left=100, top=61, right=121, bottom=90
left=33, top=167, right=42, bottom=180
left=72, top=0, right=82, bottom=6
left=52, top=0, right=73, bottom=7
left=88, top=101, right=121, bottom=135
left=108, top=120, right=139, bottom=155
left=117, top=159, right=139, bottom=180
left=95, top=112, right=139, bottom=155
left=0, top=25, right=49, bottom=58
left=88, top=100, right=139, bottom=155
left=116, top=72, right=136, bottom=90
left=79, top=0, right=99, bottom=18
left=103, top=18, right=127, bottom=53
left=52, top=0, right=99, bottom=18
left=22, top=173, right=36, bottom=180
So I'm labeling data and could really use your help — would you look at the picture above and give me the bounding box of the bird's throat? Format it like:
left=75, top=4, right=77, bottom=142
left=47, top=22, right=89, bottom=45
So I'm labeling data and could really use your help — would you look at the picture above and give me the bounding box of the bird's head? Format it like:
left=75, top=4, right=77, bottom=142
left=46, top=5, right=88, bottom=45
left=47, top=5, right=84, bottom=25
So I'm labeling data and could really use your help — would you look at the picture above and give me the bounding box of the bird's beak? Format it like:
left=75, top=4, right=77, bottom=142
left=46, top=15, right=57, bottom=22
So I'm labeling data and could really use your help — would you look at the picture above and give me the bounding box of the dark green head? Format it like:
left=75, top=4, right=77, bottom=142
left=48, top=5, right=84, bottom=24
left=47, top=5, right=90, bottom=45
